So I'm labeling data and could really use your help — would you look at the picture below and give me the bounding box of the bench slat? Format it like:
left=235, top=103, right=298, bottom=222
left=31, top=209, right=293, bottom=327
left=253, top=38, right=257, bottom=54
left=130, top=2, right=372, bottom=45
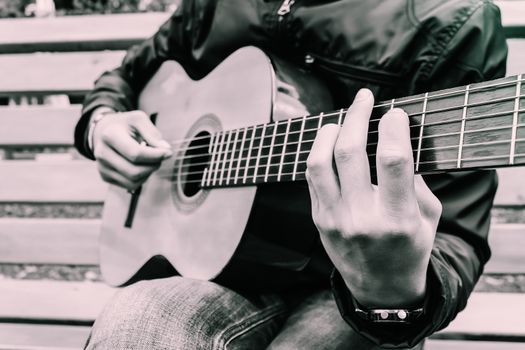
left=0, top=283, right=522, bottom=341
left=0, top=280, right=114, bottom=323
left=0, top=52, right=124, bottom=96
left=0, top=332, right=523, bottom=350
left=0, top=218, right=99, bottom=265
left=483, top=224, right=525, bottom=274
left=437, top=293, right=525, bottom=338
left=0, top=13, right=170, bottom=54
left=0, top=160, right=106, bottom=203
left=1, top=159, right=523, bottom=206
left=0, top=41, right=522, bottom=96
left=5, top=330, right=524, bottom=350
left=494, top=167, right=525, bottom=205
left=2, top=332, right=524, bottom=350
left=0, top=323, right=90, bottom=350
left=0, top=106, right=80, bottom=146
left=427, top=340, right=525, bottom=350
left=495, top=0, right=525, bottom=38
left=0, top=217, right=522, bottom=272
left=1, top=332, right=524, bottom=350
left=507, top=39, right=525, bottom=76
left=0, top=40, right=523, bottom=95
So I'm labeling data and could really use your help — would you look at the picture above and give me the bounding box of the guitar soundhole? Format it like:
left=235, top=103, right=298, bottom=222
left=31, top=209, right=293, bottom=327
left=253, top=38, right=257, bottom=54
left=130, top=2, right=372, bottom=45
left=180, top=131, right=212, bottom=197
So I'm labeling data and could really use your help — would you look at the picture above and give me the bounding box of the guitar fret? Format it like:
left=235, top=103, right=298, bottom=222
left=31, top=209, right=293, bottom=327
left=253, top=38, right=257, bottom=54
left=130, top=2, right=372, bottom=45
left=510, top=74, right=522, bottom=164
left=290, top=112, right=325, bottom=180
left=237, top=127, right=250, bottom=183
left=206, top=133, right=220, bottom=186
left=212, top=132, right=225, bottom=186
left=243, top=126, right=256, bottom=184
left=317, top=112, right=325, bottom=129
left=201, top=134, right=214, bottom=187
left=219, top=130, right=233, bottom=185
left=415, top=92, right=428, bottom=172
left=457, top=85, right=470, bottom=168
left=234, top=127, right=247, bottom=184
left=277, top=118, right=292, bottom=181
left=201, top=167, right=208, bottom=188
left=390, top=98, right=395, bottom=110
left=202, top=136, right=211, bottom=187
left=226, top=129, right=239, bottom=184
left=253, top=124, right=267, bottom=183
left=337, top=109, right=344, bottom=126
left=292, top=115, right=307, bottom=181
left=264, top=120, right=279, bottom=182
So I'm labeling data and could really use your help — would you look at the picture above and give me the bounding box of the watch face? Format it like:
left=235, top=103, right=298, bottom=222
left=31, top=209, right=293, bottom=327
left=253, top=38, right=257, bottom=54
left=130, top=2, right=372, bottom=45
left=363, top=308, right=424, bottom=323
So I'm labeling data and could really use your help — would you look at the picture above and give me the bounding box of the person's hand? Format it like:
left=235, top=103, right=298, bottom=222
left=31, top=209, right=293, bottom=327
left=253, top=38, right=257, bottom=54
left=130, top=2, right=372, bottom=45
left=91, top=109, right=172, bottom=190
left=305, top=89, right=442, bottom=307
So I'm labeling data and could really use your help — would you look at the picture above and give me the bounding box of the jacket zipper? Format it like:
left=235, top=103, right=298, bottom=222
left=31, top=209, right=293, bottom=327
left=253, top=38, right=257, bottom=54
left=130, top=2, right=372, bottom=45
left=310, top=55, right=403, bottom=87
left=277, top=0, right=295, bottom=17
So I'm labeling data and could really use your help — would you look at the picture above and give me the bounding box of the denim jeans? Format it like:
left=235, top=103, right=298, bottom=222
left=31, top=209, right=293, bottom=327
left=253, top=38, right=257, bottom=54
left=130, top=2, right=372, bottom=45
left=85, top=276, right=424, bottom=349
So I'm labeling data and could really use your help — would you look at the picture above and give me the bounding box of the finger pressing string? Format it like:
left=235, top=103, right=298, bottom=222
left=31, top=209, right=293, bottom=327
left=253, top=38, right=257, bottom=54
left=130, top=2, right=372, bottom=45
left=376, top=109, right=417, bottom=216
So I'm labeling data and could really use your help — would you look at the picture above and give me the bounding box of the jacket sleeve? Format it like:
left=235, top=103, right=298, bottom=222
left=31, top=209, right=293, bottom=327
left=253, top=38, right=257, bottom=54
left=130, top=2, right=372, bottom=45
left=74, top=0, right=219, bottom=159
left=331, top=2, right=507, bottom=348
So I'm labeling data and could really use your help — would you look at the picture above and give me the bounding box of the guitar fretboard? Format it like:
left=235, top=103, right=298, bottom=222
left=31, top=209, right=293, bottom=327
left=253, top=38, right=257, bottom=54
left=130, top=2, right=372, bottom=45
left=200, top=74, right=525, bottom=188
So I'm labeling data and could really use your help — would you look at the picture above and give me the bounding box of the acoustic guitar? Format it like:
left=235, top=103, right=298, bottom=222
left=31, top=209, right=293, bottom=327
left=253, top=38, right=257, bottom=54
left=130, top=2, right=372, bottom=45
left=100, top=46, right=525, bottom=286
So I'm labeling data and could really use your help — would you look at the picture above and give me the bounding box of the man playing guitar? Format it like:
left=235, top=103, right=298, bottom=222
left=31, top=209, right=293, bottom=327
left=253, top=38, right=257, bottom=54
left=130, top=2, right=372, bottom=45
left=75, top=0, right=507, bottom=348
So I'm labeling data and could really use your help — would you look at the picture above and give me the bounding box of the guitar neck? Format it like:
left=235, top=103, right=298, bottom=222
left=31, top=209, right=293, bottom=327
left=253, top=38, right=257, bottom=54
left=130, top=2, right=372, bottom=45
left=201, top=74, right=525, bottom=188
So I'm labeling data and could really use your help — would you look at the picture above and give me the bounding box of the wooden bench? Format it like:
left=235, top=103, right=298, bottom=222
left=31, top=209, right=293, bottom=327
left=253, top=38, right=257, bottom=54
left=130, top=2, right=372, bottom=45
left=0, top=2, right=524, bottom=349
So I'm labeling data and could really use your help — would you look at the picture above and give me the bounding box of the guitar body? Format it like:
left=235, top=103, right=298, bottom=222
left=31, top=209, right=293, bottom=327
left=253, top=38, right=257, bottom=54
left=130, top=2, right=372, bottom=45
left=99, top=46, right=524, bottom=287
left=100, top=47, right=334, bottom=286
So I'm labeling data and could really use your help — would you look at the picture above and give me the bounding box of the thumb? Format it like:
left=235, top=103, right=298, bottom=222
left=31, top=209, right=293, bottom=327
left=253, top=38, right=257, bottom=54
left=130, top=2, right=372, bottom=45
left=131, top=113, right=172, bottom=157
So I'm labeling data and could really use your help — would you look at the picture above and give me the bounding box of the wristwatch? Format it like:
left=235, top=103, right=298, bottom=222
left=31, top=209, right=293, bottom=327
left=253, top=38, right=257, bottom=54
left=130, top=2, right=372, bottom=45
left=352, top=297, right=424, bottom=324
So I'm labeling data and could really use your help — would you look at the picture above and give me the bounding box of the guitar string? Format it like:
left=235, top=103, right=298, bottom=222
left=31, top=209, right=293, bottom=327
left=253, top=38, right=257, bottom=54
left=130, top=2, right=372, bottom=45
left=159, top=151, right=525, bottom=186
left=156, top=108, right=525, bottom=166
left=373, top=77, right=524, bottom=109
left=155, top=136, right=525, bottom=181
left=155, top=122, right=525, bottom=174
left=160, top=79, right=525, bottom=148
left=158, top=144, right=525, bottom=182
left=160, top=95, right=525, bottom=159
left=168, top=107, right=525, bottom=163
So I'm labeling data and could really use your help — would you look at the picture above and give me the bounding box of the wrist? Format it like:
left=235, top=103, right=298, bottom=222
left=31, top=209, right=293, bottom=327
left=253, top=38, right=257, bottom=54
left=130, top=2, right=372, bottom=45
left=87, top=107, right=116, bottom=154
left=341, top=266, right=427, bottom=308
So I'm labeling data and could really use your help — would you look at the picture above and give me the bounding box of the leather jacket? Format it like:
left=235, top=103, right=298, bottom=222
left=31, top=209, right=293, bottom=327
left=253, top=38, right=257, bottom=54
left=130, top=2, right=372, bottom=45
left=74, top=0, right=508, bottom=347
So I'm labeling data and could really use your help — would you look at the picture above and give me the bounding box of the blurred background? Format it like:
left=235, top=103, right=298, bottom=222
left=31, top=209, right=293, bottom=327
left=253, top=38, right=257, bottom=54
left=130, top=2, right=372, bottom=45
left=0, top=0, right=179, bottom=18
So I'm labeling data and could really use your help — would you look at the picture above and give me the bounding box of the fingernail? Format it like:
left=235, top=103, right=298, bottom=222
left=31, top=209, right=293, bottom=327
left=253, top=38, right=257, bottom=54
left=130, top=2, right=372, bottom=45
left=354, top=88, right=371, bottom=101
left=159, top=140, right=171, bottom=148
left=390, top=108, right=407, bottom=116
left=388, top=108, right=409, bottom=123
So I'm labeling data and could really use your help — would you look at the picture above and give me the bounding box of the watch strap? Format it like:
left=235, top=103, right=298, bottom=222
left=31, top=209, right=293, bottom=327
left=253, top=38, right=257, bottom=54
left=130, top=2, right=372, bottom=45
left=352, top=296, right=424, bottom=324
